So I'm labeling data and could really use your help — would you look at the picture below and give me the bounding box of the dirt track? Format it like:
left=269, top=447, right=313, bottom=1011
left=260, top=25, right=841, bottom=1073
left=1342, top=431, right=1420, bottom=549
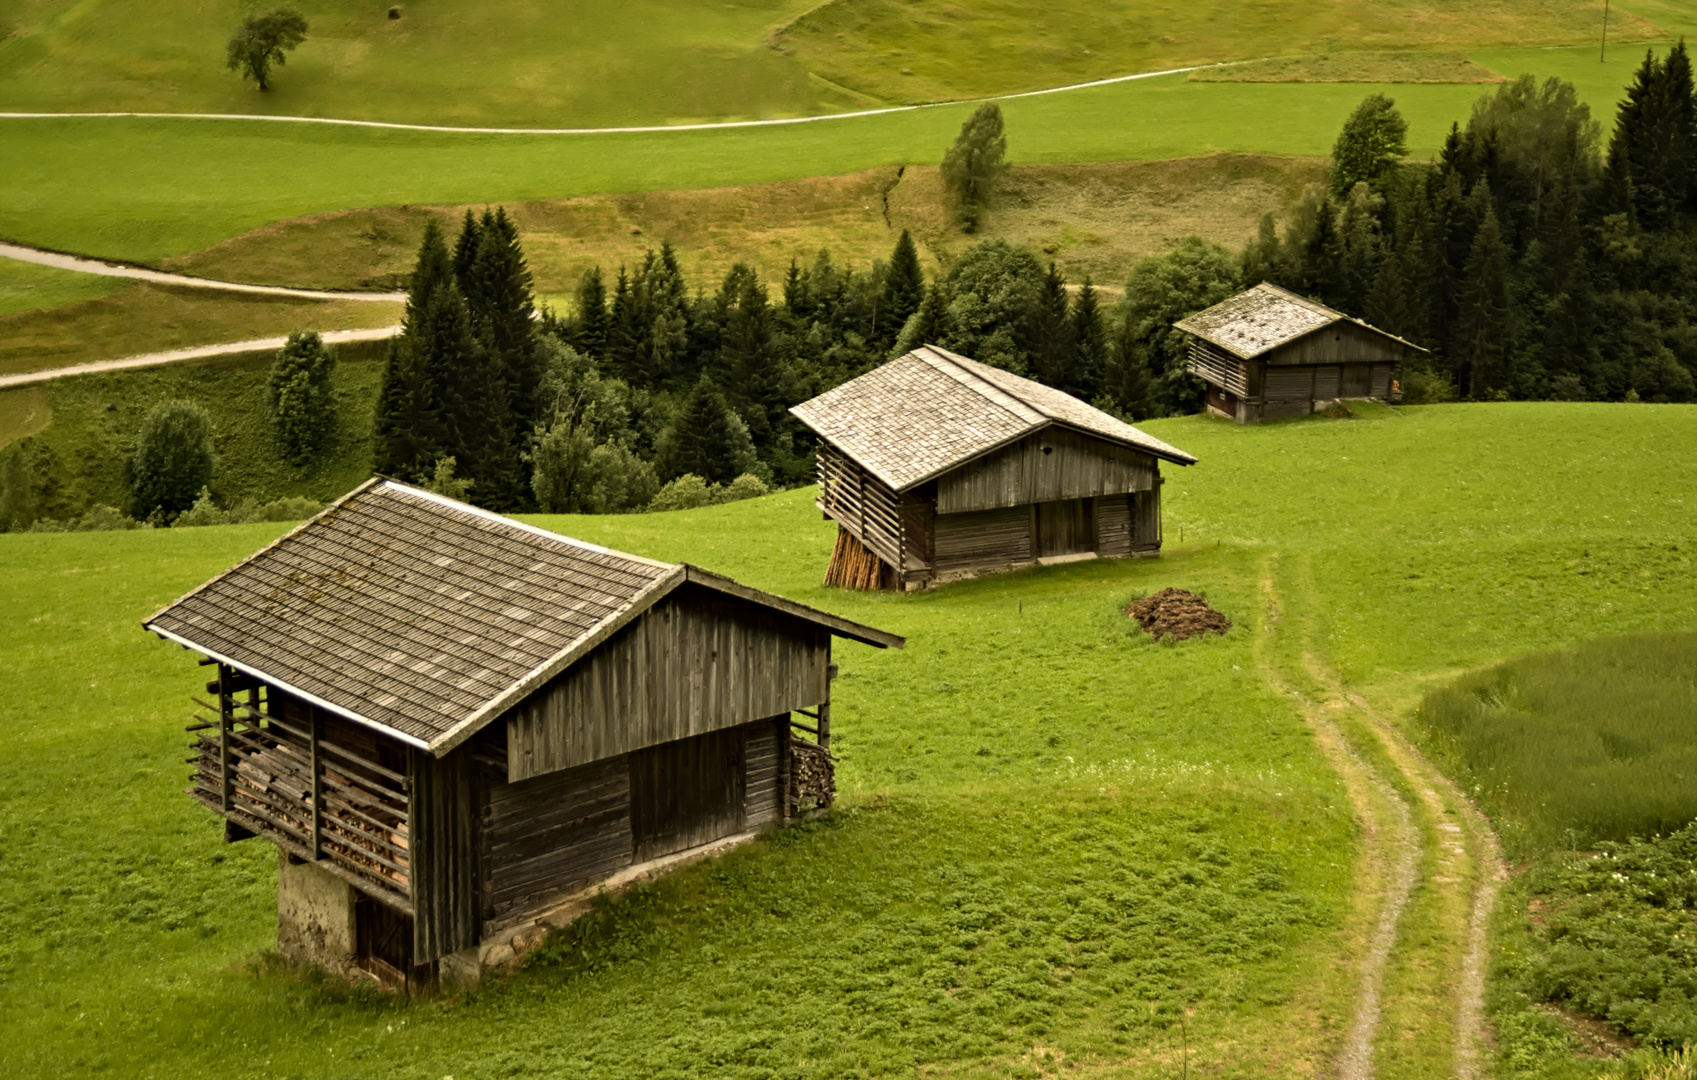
left=0, top=241, right=406, bottom=302
left=0, top=326, right=399, bottom=389
left=1257, top=562, right=1503, bottom=1080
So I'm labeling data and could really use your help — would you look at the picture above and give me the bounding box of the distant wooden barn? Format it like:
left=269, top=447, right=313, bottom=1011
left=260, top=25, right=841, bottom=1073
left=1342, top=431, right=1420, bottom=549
left=143, top=479, right=901, bottom=987
left=1175, top=284, right=1422, bottom=423
left=790, top=345, right=1196, bottom=589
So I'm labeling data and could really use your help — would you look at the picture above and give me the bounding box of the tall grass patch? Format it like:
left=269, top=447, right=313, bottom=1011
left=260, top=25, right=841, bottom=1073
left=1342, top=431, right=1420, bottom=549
left=1416, top=632, right=1697, bottom=855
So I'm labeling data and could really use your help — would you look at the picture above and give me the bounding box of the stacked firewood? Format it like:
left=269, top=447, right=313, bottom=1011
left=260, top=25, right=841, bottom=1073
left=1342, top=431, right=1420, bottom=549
left=790, top=737, right=836, bottom=810
left=824, top=527, right=893, bottom=591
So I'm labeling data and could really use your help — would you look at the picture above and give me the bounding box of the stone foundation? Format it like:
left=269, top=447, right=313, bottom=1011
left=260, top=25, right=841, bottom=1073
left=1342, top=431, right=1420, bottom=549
left=277, top=853, right=356, bottom=968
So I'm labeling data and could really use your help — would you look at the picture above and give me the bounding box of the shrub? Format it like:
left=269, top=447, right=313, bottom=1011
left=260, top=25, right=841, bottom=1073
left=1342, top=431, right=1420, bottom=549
left=172, top=487, right=230, bottom=528
left=422, top=456, right=474, bottom=502
left=267, top=331, right=337, bottom=465
left=648, top=473, right=714, bottom=512
left=723, top=473, right=769, bottom=502
left=581, top=443, right=659, bottom=514
left=130, top=400, right=216, bottom=521
left=1400, top=363, right=1459, bottom=404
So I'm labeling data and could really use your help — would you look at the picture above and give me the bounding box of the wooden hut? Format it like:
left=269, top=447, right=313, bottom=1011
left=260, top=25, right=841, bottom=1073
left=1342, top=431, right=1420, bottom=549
left=1175, top=283, right=1422, bottom=423
left=789, top=345, right=1196, bottom=589
left=143, top=478, right=902, bottom=987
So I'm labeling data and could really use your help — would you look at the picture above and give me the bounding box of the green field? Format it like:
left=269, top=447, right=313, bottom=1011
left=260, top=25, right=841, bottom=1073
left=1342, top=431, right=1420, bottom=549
left=0, top=0, right=1671, bottom=127
left=0, top=40, right=1679, bottom=265
left=2, top=402, right=1694, bottom=1076
left=0, top=259, right=127, bottom=316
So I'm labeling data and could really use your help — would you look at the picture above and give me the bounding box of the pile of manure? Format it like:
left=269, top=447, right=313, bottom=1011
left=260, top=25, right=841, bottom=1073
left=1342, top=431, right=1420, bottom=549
left=1125, top=588, right=1231, bottom=641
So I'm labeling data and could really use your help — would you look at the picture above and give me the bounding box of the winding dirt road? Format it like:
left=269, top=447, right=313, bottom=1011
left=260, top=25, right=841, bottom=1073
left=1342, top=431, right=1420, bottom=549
left=0, top=326, right=399, bottom=389
left=0, top=241, right=406, bottom=302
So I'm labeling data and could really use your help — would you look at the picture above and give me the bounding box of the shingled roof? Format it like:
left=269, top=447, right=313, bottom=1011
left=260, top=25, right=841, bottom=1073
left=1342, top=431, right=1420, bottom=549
left=1174, top=282, right=1421, bottom=359
left=789, top=345, right=1195, bottom=491
left=144, top=479, right=901, bottom=754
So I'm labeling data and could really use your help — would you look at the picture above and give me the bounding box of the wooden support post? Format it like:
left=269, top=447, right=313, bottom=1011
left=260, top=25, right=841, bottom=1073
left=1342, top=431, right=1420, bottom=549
left=820, top=658, right=838, bottom=754
left=309, top=704, right=324, bottom=860
left=218, top=664, right=234, bottom=812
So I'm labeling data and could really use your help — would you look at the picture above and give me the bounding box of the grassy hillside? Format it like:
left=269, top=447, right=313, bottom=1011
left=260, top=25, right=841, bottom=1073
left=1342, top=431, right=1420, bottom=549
left=0, top=40, right=1670, bottom=265
left=0, top=342, right=388, bottom=526
left=776, top=0, right=1660, bottom=106
left=0, top=259, right=126, bottom=317
left=0, top=0, right=1667, bottom=126
left=0, top=403, right=1692, bottom=1077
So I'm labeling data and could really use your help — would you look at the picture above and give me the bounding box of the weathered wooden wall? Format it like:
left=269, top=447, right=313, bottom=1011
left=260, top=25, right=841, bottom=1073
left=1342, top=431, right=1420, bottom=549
left=1035, top=498, right=1094, bottom=558
left=631, top=727, right=746, bottom=862
left=1132, top=480, right=1163, bottom=551
left=1264, top=321, right=1406, bottom=366
left=1096, top=495, right=1132, bottom=556
left=409, top=747, right=480, bottom=963
left=508, top=586, right=830, bottom=781
left=936, top=427, right=1156, bottom=514
left=933, top=505, right=1031, bottom=572
left=481, top=752, right=632, bottom=934
left=744, top=717, right=786, bottom=830
left=817, top=442, right=904, bottom=570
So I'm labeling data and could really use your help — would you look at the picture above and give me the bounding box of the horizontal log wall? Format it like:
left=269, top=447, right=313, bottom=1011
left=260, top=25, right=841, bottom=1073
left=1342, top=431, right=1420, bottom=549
left=1263, top=366, right=1319, bottom=417
left=745, top=717, right=785, bottom=830
left=933, top=505, right=1032, bottom=572
left=507, top=585, right=830, bottom=781
left=936, top=427, right=1156, bottom=515
left=817, top=441, right=904, bottom=570
left=631, top=727, right=746, bottom=862
left=1186, top=341, right=1249, bottom=397
left=481, top=753, right=633, bottom=934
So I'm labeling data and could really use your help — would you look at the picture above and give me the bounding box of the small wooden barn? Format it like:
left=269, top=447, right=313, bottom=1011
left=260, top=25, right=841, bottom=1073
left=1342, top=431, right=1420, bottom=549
left=143, top=478, right=902, bottom=987
left=790, top=345, right=1196, bottom=589
left=1175, top=283, right=1422, bottom=423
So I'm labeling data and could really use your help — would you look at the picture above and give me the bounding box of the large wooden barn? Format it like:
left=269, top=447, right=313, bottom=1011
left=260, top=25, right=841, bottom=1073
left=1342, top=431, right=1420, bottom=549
left=1175, top=283, right=1422, bottom=423
left=143, top=478, right=902, bottom=988
left=790, top=344, right=1196, bottom=589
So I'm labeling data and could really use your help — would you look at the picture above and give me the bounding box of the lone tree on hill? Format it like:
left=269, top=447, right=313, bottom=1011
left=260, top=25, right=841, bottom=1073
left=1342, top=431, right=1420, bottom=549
left=131, top=401, right=217, bottom=521
left=942, top=102, right=1008, bottom=232
left=267, top=330, right=337, bottom=465
left=1330, top=93, right=1408, bottom=196
left=226, top=7, right=308, bottom=92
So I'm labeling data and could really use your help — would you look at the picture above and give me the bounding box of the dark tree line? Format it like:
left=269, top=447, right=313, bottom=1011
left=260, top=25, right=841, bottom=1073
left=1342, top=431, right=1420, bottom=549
left=1247, top=47, right=1697, bottom=403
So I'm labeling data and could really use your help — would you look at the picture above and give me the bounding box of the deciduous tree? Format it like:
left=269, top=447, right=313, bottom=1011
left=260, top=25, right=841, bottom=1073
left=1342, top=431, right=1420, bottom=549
left=225, top=7, right=308, bottom=92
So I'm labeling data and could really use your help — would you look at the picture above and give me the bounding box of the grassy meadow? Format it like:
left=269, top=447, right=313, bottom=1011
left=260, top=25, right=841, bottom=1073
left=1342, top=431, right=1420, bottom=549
left=0, top=259, right=126, bottom=317
left=0, top=37, right=1681, bottom=266
left=0, top=0, right=1669, bottom=126
left=2, top=402, right=1695, bottom=1077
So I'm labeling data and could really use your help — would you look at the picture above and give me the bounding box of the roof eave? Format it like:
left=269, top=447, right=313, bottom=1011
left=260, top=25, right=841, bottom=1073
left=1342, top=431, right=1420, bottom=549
left=682, top=565, right=905, bottom=649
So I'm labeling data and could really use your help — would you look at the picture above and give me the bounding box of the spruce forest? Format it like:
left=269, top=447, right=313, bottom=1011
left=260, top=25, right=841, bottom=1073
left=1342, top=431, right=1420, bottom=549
left=371, top=51, right=1697, bottom=516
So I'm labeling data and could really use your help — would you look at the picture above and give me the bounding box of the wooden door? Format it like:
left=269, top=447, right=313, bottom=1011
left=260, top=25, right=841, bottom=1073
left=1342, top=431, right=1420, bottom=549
left=1341, top=363, right=1371, bottom=397
left=1035, top=498, right=1094, bottom=558
left=630, top=728, right=746, bottom=862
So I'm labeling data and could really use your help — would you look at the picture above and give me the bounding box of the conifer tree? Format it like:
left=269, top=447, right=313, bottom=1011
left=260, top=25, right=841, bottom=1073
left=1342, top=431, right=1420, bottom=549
left=1104, top=317, right=1153, bottom=420
left=414, top=280, right=486, bottom=480
left=719, top=266, right=782, bottom=446
left=607, top=267, right=641, bottom=381
left=1454, top=204, right=1511, bottom=396
left=1365, top=257, right=1412, bottom=339
left=665, top=376, right=758, bottom=484
left=571, top=266, right=610, bottom=359
left=893, top=282, right=954, bottom=356
left=879, top=230, right=926, bottom=346
left=1068, top=277, right=1106, bottom=400
left=1029, top=262, right=1073, bottom=388
left=375, top=218, right=453, bottom=477
left=1241, top=213, right=1282, bottom=285
left=452, top=209, right=483, bottom=289
left=466, top=207, right=538, bottom=422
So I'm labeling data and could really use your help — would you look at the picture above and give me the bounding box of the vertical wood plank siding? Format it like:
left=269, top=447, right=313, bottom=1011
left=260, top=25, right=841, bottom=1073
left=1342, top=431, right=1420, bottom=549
left=630, top=727, right=747, bottom=862
left=507, top=586, right=830, bottom=782
left=1132, top=478, right=1163, bottom=552
left=936, top=428, right=1156, bottom=514
left=1263, top=321, right=1406, bottom=366
left=409, top=748, right=480, bottom=963
left=480, top=753, right=633, bottom=933
left=898, top=488, right=935, bottom=571
left=1186, top=341, right=1249, bottom=396
left=817, top=441, right=904, bottom=569
left=933, top=506, right=1032, bottom=571
left=1096, top=495, right=1133, bottom=556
